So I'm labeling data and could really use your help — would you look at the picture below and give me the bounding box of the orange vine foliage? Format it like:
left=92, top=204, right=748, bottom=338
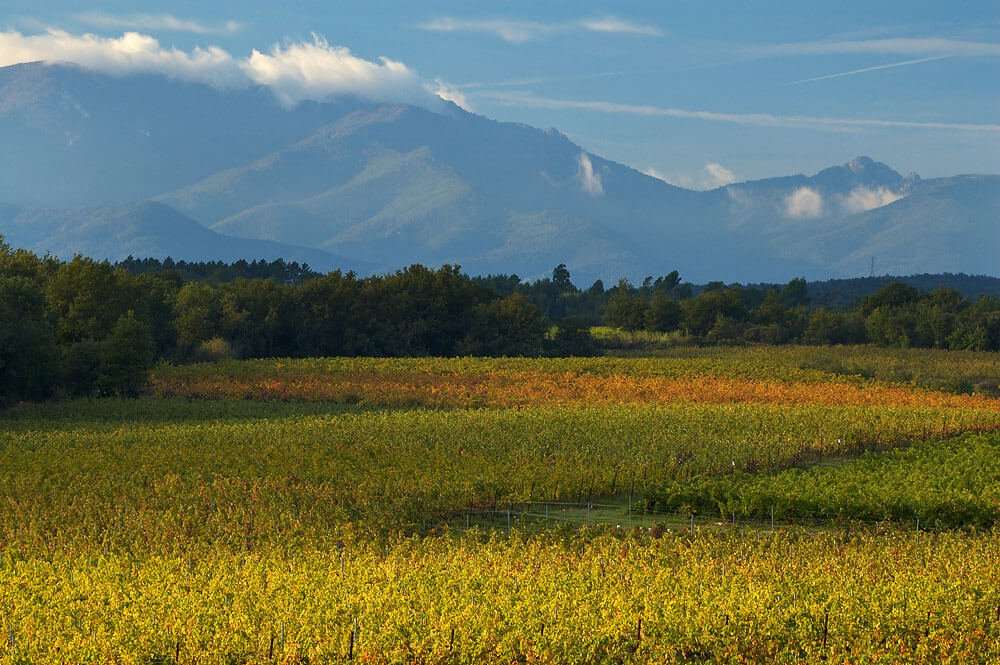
left=153, top=369, right=1000, bottom=410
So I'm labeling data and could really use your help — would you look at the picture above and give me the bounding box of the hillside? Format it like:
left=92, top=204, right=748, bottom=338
left=1, top=62, right=998, bottom=282
left=0, top=202, right=360, bottom=272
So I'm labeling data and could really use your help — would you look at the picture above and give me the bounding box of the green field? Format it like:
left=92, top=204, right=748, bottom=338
left=3, top=347, right=1000, bottom=663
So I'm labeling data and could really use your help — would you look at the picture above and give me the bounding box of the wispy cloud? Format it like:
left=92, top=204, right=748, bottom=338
left=645, top=163, right=738, bottom=190
left=417, top=18, right=553, bottom=44
left=784, top=187, right=824, bottom=219
left=431, top=80, right=473, bottom=111
left=841, top=186, right=904, bottom=213
left=786, top=55, right=952, bottom=85
left=454, top=71, right=624, bottom=91
left=0, top=29, right=453, bottom=109
left=480, top=91, right=1000, bottom=133
left=418, top=15, right=661, bottom=43
left=704, top=162, right=737, bottom=187
left=577, top=17, right=661, bottom=37
left=74, top=12, right=243, bottom=36
left=577, top=153, right=604, bottom=195
left=754, top=37, right=1000, bottom=57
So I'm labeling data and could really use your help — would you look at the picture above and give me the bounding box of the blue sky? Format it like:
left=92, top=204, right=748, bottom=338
left=2, top=1, right=998, bottom=184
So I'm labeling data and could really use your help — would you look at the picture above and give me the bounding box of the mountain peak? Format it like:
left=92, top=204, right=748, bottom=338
left=812, top=156, right=906, bottom=192
left=847, top=156, right=877, bottom=173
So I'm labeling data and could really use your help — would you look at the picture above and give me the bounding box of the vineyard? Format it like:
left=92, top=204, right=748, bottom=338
left=647, top=432, right=1000, bottom=528
left=151, top=345, right=1000, bottom=407
left=3, top=346, right=1000, bottom=662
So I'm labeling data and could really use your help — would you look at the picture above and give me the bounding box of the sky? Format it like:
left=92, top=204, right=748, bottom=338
left=2, top=1, right=999, bottom=186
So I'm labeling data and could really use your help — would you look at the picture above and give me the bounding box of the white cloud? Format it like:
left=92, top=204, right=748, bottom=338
left=0, top=29, right=243, bottom=87
left=704, top=162, right=737, bottom=188
left=417, top=17, right=553, bottom=43
left=643, top=162, right=738, bottom=190
left=578, top=17, right=662, bottom=37
left=480, top=91, right=1000, bottom=133
left=642, top=167, right=671, bottom=183
left=0, top=29, right=452, bottom=110
left=74, top=12, right=243, bottom=35
left=754, top=37, right=1000, bottom=57
left=418, top=15, right=661, bottom=43
left=578, top=153, right=604, bottom=195
left=841, top=186, right=904, bottom=213
left=243, top=36, right=432, bottom=107
left=431, top=80, right=473, bottom=111
left=784, top=187, right=824, bottom=219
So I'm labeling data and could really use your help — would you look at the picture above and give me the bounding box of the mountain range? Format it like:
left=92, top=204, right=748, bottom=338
left=2, top=61, right=997, bottom=283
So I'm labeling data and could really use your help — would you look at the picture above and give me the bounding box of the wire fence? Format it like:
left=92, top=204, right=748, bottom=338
left=448, top=499, right=941, bottom=535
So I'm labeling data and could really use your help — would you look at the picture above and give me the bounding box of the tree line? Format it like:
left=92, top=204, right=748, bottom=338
left=3, top=239, right=999, bottom=404
left=596, top=277, right=1000, bottom=351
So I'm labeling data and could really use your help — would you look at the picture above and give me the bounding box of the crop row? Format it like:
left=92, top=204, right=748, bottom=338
left=151, top=363, right=1000, bottom=410
left=645, top=432, right=1000, bottom=529
left=2, top=530, right=998, bottom=664
left=150, top=345, right=1000, bottom=391
left=3, top=400, right=999, bottom=552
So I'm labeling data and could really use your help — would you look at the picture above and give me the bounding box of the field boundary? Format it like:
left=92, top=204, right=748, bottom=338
left=448, top=499, right=946, bottom=534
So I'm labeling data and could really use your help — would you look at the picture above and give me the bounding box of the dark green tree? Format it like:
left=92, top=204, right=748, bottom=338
left=174, top=282, right=224, bottom=353
left=97, top=311, right=156, bottom=397
left=645, top=291, right=682, bottom=332
left=0, top=276, right=59, bottom=404
left=604, top=279, right=648, bottom=330
left=461, top=293, right=547, bottom=356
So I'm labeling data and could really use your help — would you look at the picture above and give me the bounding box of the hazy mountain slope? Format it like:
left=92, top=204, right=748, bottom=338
left=0, top=62, right=367, bottom=207
left=822, top=176, right=1000, bottom=276
left=2, top=62, right=998, bottom=282
left=157, top=102, right=753, bottom=280
left=0, top=202, right=361, bottom=271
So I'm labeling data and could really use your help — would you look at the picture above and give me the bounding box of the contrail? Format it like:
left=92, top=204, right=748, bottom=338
left=786, top=55, right=952, bottom=85
left=479, top=90, right=1000, bottom=133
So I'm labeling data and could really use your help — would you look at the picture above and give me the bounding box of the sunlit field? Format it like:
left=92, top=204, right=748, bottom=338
left=4, top=346, right=1000, bottom=663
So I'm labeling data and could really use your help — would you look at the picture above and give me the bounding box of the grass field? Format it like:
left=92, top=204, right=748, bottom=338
left=3, top=346, right=1000, bottom=663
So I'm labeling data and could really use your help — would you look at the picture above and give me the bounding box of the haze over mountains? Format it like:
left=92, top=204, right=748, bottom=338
left=2, top=61, right=997, bottom=283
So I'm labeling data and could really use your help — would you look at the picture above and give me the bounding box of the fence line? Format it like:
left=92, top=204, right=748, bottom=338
left=450, top=499, right=938, bottom=534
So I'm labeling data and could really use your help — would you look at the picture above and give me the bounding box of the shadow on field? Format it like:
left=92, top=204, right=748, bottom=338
left=0, top=397, right=391, bottom=432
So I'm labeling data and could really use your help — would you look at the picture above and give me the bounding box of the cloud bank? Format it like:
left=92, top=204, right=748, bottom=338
left=74, top=12, right=243, bottom=35
left=245, top=36, right=431, bottom=107
left=0, top=29, right=459, bottom=110
left=0, top=29, right=242, bottom=86
left=578, top=153, right=604, bottom=195
left=784, top=187, right=824, bottom=218
left=419, top=15, right=661, bottom=43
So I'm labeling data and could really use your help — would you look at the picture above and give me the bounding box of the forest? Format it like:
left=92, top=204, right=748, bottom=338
left=3, top=238, right=1000, bottom=404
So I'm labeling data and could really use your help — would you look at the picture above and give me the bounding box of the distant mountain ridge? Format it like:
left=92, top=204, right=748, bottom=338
left=0, top=202, right=365, bottom=272
left=1, top=61, right=997, bottom=282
